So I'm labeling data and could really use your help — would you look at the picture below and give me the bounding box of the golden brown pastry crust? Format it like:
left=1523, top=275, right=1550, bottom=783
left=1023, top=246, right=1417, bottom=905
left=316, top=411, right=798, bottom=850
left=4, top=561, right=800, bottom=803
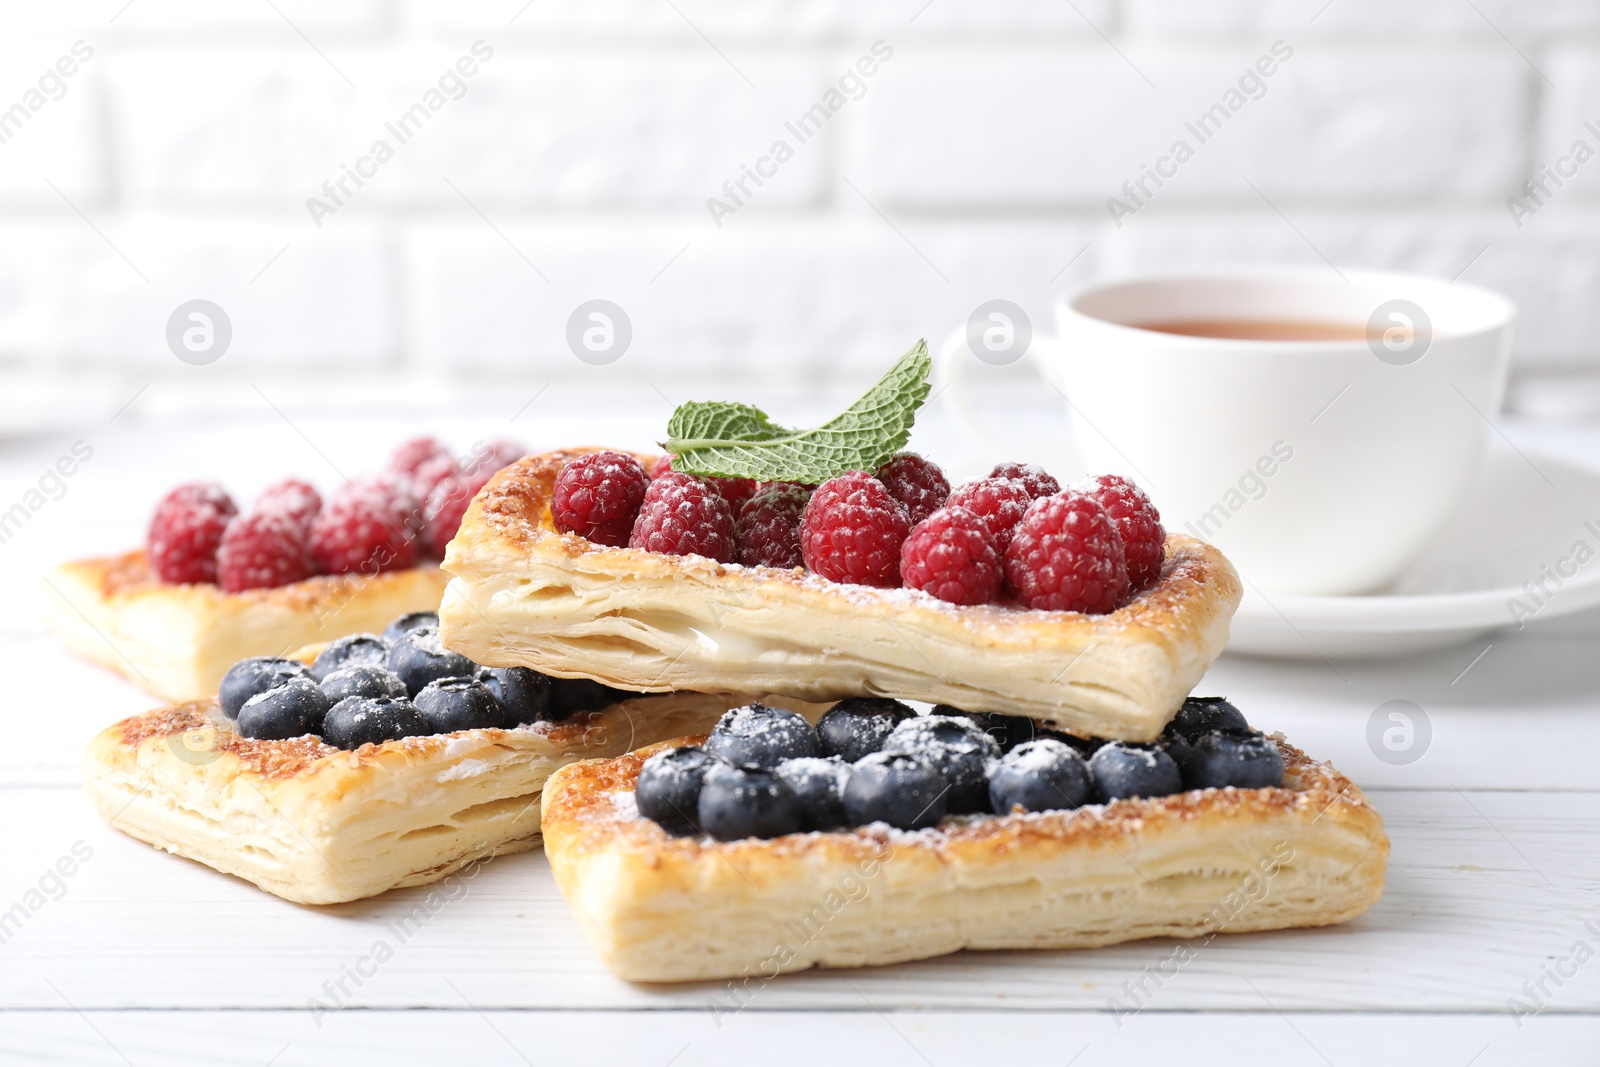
left=45, top=549, right=450, bottom=702
left=440, top=449, right=1242, bottom=740
left=542, top=734, right=1389, bottom=983
left=81, top=692, right=772, bottom=905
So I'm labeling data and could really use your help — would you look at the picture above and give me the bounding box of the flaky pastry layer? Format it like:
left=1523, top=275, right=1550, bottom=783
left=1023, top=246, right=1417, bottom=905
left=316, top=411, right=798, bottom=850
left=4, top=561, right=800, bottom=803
left=82, top=692, right=763, bottom=904
left=542, top=735, right=1388, bottom=983
left=441, top=449, right=1242, bottom=740
left=46, top=550, right=450, bottom=702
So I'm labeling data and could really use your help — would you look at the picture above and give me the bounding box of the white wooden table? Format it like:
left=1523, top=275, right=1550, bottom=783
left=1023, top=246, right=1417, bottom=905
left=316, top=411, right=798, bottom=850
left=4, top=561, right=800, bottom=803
left=2, top=399, right=1597, bottom=1065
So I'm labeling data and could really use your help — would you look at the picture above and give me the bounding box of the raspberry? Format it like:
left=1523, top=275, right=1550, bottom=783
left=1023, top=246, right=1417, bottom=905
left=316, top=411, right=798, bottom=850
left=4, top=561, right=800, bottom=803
left=410, top=453, right=463, bottom=506
left=216, top=510, right=314, bottom=592
left=735, top=484, right=811, bottom=569
left=387, top=436, right=453, bottom=478
left=253, top=478, right=321, bottom=534
left=990, top=461, right=1061, bottom=500
left=713, top=478, right=759, bottom=512
left=372, top=471, right=426, bottom=545
left=421, top=475, right=469, bottom=559
left=552, top=451, right=650, bottom=547
left=799, top=472, right=911, bottom=587
left=146, top=483, right=238, bottom=584
left=629, top=472, right=736, bottom=562
left=1077, top=474, right=1166, bottom=589
left=1004, top=491, right=1130, bottom=613
left=875, top=452, right=950, bottom=524
left=462, top=438, right=526, bottom=479
left=309, top=477, right=418, bottom=575
left=899, top=506, right=1003, bottom=605
left=655, top=455, right=758, bottom=512
left=945, top=477, right=1032, bottom=553
left=422, top=465, right=497, bottom=558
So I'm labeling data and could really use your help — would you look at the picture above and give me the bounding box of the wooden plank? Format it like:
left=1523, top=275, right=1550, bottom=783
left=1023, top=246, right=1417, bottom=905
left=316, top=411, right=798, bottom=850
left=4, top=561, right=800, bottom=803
left=2, top=787, right=1596, bottom=1014
left=1201, top=624, right=1600, bottom=792
left=1, top=1009, right=1595, bottom=1067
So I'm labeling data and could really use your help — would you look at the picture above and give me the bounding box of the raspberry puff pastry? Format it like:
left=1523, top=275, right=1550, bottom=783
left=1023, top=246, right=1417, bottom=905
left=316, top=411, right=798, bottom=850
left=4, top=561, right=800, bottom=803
left=81, top=640, right=784, bottom=904
left=440, top=450, right=1242, bottom=742
left=46, top=550, right=450, bottom=703
left=542, top=732, right=1388, bottom=983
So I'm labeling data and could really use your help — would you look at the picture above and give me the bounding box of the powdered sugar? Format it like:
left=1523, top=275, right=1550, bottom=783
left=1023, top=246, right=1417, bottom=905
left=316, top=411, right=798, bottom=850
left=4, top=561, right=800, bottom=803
left=774, top=755, right=850, bottom=793
left=989, top=461, right=1061, bottom=500
left=606, top=788, right=640, bottom=820
left=253, top=478, right=322, bottom=532
left=883, top=714, right=1000, bottom=762
left=1002, top=737, right=1082, bottom=772
left=1102, top=743, right=1163, bottom=769
left=408, top=625, right=449, bottom=657
left=386, top=435, right=454, bottom=478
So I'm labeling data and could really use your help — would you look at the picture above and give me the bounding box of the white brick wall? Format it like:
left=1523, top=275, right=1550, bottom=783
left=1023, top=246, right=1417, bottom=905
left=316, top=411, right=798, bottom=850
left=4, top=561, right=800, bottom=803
left=403, top=218, right=1094, bottom=384
left=0, top=1, right=1593, bottom=425
left=848, top=46, right=1528, bottom=206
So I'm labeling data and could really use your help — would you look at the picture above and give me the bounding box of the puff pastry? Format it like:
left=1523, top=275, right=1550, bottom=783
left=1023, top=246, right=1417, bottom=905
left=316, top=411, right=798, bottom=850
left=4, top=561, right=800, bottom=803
left=542, top=733, right=1388, bottom=983
left=46, top=549, right=450, bottom=702
left=82, top=690, right=780, bottom=905
left=441, top=450, right=1242, bottom=741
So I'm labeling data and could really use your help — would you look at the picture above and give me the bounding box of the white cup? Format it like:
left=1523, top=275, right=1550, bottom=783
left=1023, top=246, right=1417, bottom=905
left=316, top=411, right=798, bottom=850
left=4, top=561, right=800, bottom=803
left=943, top=267, right=1516, bottom=595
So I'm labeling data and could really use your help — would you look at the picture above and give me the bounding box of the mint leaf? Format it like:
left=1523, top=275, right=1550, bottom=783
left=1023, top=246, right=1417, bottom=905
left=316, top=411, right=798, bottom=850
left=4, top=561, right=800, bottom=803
left=664, top=340, right=931, bottom=482
left=669, top=401, right=794, bottom=445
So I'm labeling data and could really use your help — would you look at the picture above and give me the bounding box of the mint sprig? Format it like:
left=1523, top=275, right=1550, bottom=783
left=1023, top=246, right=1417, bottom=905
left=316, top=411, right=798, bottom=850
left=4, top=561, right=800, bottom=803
left=663, top=340, right=931, bottom=482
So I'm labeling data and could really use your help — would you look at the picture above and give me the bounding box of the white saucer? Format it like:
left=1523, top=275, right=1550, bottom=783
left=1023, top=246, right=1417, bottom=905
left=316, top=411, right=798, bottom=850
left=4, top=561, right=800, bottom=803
left=1227, top=441, right=1600, bottom=659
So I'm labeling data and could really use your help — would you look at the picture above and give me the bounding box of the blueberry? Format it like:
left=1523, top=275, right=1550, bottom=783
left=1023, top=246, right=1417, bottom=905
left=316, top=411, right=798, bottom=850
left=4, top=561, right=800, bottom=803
left=817, top=698, right=915, bottom=762
left=1052, top=731, right=1106, bottom=760
left=775, top=757, right=850, bottom=831
left=479, top=666, right=552, bottom=727
left=697, top=763, right=803, bottom=841
left=1089, top=741, right=1184, bottom=801
left=704, top=703, right=820, bottom=769
left=219, top=657, right=309, bottom=720
left=320, top=665, right=407, bottom=704
left=882, top=714, right=1000, bottom=813
left=1187, top=731, right=1285, bottom=790
left=309, top=634, right=389, bottom=682
left=1156, top=730, right=1195, bottom=775
left=549, top=677, right=636, bottom=719
left=987, top=739, right=1094, bottom=814
left=939, top=707, right=1037, bottom=753
left=1168, top=697, right=1249, bottom=743
left=383, top=612, right=438, bottom=643
left=842, top=751, right=948, bottom=830
left=636, top=746, right=723, bottom=836
left=414, top=677, right=503, bottom=733
left=321, top=695, right=431, bottom=750
left=386, top=625, right=476, bottom=697
left=237, top=677, right=329, bottom=740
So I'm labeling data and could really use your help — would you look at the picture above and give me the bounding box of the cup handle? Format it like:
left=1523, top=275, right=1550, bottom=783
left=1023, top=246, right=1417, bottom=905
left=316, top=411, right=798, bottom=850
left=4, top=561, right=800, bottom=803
left=939, top=326, right=1013, bottom=466
left=939, top=324, right=1088, bottom=479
